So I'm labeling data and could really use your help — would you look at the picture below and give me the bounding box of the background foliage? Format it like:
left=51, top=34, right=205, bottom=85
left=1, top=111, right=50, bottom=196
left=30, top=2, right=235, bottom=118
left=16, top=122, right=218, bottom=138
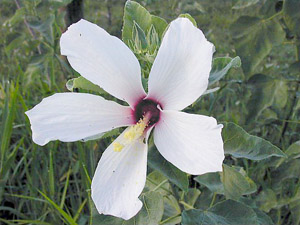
left=0, top=0, right=299, bottom=224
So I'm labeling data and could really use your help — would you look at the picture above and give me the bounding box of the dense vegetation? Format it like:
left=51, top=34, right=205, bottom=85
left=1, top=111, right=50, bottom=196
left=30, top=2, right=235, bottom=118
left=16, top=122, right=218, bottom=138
left=0, top=0, right=299, bottom=224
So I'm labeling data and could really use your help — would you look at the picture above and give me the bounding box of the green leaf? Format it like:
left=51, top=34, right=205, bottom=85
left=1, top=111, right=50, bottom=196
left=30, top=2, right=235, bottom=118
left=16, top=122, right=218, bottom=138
left=132, top=21, right=148, bottom=50
left=283, top=0, right=300, bottom=36
left=256, top=189, right=277, bottom=213
left=181, top=200, right=258, bottom=225
left=194, top=189, right=214, bottom=211
left=146, top=25, right=160, bottom=55
left=148, top=145, right=189, bottom=192
left=80, top=133, right=104, bottom=142
left=222, top=122, right=286, bottom=160
left=163, top=194, right=181, bottom=223
left=183, top=188, right=201, bottom=209
left=150, top=15, right=168, bottom=39
left=232, top=0, right=260, bottom=9
left=246, top=74, right=288, bottom=121
left=28, top=15, right=55, bottom=45
left=230, top=16, right=284, bottom=74
left=272, top=159, right=300, bottom=181
left=4, top=7, right=25, bottom=27
left=179, top=13, right=197, bottom=26
left=122, top=1, right=167, bottom=45
left=221, top=165, right=257, bottom=200
left=49, top=0, right=73, bottom=8
left=92, top=191, right=164, bottom=225
left=194, top=172, right=224, bottom=194
left=289, top=61, right=300, bottom=78
left=25, top=54, right=51, bottom=83
left=0, top=100, right=21, bottom=202
left=209, top=56, right=241, bottom=85
left=0, top=84, right=18, bottom=154
left=66, top=76, right=105, bottom=93
left=5, top=34, right=25, bottom=56
left=253, top=208, right=274, bottom=225
left=285, top=140, right=300, bottom=158
left=289, top=188, right=300, bottom=225
left=131, top=192, right=164, bottom=225
left=145, top=171, right=170, bottom=195
left=0, top=83, right=19, bottom=197
left=0, top=138, right=23, bottom=179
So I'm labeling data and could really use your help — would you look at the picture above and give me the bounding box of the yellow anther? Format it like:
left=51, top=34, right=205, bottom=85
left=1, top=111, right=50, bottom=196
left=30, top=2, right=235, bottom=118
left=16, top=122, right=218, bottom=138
left=113, top=115, right=149, bottom=153
left=124, top=128, right=136, bottom=141
left=113, top=142, right=124, bottom=152
left=124, top=118, right=148, bottom=142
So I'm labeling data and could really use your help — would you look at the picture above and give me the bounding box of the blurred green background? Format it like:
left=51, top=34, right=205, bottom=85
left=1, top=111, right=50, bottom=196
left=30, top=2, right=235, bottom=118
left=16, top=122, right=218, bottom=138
left=0, top=0, right=299, bottom=224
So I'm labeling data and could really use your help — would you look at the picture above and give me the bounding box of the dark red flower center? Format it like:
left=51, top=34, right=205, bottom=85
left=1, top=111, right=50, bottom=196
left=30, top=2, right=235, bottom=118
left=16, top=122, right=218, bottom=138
left=134, top=99, right=161, bottom=126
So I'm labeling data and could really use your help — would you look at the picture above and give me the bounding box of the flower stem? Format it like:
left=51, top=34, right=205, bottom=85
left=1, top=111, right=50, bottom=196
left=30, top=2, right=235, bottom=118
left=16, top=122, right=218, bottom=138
left=210, top=192, right=217, bottom=207
left=179, top=200, right=195, bottom=210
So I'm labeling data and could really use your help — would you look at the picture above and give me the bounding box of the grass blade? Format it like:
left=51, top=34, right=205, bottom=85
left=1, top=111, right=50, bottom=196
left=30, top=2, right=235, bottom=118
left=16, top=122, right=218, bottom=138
left=38, top=190, right=77, bottom=225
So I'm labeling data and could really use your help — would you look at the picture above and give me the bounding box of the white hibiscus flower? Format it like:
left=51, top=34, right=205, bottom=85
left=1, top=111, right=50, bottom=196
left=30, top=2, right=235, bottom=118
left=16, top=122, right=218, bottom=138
left=26, top=18, right=224, bottom=220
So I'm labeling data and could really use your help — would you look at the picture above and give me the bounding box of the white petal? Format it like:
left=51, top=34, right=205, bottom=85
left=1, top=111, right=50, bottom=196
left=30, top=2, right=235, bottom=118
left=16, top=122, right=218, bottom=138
left=25, top=93, right=134, bottom=146
left=147, top=18, right=214, bottom=110
left=60, top=19, right=146, bottom=107
left=154, top=110, right=224, bottom=175
left=91, top=128, right=148, bottom=220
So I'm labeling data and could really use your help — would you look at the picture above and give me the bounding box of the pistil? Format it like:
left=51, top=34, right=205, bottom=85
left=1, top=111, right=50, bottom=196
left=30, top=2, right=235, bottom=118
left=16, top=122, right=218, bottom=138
left=113, top=113, right=150, bottom=152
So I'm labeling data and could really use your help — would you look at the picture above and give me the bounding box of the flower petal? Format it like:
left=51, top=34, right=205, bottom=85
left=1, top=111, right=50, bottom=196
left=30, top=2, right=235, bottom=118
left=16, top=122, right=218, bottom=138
left=147, top=18, right=214, bottom=110
left=154, top=110, right=224, bottom=175
left=25, top=93, right=134, bottom=146
left=91, top=128, right=148, bottom=220
left=60, top=19, right=146, bottom=107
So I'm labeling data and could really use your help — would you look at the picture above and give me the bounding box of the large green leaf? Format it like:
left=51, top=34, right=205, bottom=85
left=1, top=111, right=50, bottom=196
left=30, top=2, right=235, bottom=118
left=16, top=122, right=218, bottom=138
left=145, top=171, right=170, bottom=195
left=283, top=0, right=300, bottom=36
left=221, top=165, right=257, bottom=200
left=181, top=200, right=258, bottom=225
left=230, top=16, right=284, bottom=74
left=209, top=56, right=241, bottom=85
left=195, top=165, right=256, bottom=200
left=246, top=74, right=288, bottom=122
left=148, top=146, right=189, bottom=192
left=92, top=191, right=164, bottom=225
left=222, top=122, right=286, bottom=160
left=163, top=194, right=182, bottom=224
left=272, top=159, right=300, bottom=182
left=194, top=172, right=224, bottom=194
left=256, top=189, right=277, bottom=213
left=122, top=1, right=167, bottom=45
left=182, top=188, right=201, bottom=210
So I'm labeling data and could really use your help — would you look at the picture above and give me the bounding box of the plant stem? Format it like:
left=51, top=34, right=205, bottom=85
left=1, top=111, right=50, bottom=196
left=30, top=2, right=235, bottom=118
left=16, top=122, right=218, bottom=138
left=210, top=192, right=217, bottom=207
left=262, top=11, right=283, bottom=23
left=152, top=179, right=168, bottom=192
left=179, top=201, right=195, bottom=209
left=159, top=214, right=181, bottom=224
